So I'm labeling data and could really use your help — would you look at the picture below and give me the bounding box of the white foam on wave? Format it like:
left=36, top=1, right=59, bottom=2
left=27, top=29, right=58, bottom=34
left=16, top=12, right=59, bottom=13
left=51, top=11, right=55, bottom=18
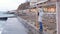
left=0, top=28, right=3, bottom=34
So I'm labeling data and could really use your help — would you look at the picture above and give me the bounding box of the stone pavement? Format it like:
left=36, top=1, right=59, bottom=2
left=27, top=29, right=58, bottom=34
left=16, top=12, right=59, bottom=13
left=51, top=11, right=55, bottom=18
left=1, top=17, right=28, bottom=34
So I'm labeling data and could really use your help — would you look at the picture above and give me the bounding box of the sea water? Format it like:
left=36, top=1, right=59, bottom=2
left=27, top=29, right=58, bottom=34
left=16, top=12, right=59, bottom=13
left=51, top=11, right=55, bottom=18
left=0, top=12, right=15, bottom=34
left=0, top=21, right=6, bottom=34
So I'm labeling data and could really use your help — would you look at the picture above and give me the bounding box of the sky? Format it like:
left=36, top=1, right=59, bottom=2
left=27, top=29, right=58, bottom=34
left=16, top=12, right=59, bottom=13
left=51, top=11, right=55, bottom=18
left=0, top=0, right=27, bottom=11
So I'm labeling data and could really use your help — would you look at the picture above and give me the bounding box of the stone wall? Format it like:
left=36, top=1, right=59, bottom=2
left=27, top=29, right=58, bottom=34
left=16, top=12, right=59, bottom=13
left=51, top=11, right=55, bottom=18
left=42, top=14, right=56, bottom=34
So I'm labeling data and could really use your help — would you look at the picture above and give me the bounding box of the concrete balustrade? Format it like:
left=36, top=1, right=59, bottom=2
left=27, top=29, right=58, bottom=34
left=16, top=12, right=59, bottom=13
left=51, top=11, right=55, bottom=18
left=17, top=17, right=41, bottom=34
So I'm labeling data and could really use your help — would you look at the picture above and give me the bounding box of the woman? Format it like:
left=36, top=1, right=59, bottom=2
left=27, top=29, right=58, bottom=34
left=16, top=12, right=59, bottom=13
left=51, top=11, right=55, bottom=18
left=38, top=8, right=44, bottom=34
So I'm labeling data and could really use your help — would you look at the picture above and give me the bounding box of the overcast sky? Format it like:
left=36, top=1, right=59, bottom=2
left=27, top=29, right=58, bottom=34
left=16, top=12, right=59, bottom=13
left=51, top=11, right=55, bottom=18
left=0, top=0, right=27, bottom=11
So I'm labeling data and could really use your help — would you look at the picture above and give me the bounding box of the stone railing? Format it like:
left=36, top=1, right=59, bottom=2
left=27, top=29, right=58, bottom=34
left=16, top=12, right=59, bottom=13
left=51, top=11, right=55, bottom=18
left=17, top=17, right=41, bottom=34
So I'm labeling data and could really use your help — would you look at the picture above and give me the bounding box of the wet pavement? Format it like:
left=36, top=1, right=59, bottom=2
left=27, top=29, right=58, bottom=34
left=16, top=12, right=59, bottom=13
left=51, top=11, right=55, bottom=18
left=0, top=17, right=28, bottom=34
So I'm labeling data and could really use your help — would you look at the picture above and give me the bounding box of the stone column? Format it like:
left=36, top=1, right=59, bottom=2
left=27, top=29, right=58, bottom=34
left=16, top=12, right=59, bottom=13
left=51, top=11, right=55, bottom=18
left=56, top=0, right=60, bottom=34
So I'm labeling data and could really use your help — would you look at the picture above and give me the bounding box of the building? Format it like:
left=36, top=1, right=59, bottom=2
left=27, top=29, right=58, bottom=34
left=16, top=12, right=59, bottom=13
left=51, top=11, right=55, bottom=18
left=16, top=0, right=60, bottom=34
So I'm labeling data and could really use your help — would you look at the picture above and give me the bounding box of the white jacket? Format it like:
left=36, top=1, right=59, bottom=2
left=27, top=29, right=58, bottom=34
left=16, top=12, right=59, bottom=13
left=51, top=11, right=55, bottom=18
left=38, top=8, right=44, bottom=22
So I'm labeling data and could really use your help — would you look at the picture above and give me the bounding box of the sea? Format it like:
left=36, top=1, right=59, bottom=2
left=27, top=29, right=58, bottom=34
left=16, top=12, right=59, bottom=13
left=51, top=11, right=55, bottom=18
left=0, top=12, right=15, bottom=34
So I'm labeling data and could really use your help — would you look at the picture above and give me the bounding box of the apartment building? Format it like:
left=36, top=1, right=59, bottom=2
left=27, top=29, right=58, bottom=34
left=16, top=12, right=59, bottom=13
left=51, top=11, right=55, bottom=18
left=16, top=0, right=60, bottom=34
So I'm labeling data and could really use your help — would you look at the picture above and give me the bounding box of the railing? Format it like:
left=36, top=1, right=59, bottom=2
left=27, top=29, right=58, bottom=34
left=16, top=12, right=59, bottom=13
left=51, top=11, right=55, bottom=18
left=17, top=17, right=41, bottom=34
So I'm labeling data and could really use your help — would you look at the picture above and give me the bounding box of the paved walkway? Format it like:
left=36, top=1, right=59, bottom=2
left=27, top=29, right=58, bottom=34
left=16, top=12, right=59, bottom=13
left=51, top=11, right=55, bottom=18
left=1, top=17, right=28, bottom=34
